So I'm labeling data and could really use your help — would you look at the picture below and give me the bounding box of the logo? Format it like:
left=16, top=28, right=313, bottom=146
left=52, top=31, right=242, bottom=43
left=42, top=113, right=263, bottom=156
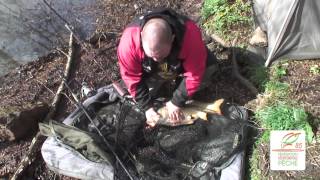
left=270, top=130, right=305, bottom=170
left=281, top=132, right=303, bottom=149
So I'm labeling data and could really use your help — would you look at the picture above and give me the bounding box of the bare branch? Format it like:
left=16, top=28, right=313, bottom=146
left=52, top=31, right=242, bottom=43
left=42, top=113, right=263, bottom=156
left=231, top=39, right=259, bottom=95
left=11, top=32, right=75, bottom=180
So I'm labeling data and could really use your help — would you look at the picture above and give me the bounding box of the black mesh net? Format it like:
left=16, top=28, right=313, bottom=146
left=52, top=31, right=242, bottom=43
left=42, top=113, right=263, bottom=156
left=73, top=98, right=248, bottom=180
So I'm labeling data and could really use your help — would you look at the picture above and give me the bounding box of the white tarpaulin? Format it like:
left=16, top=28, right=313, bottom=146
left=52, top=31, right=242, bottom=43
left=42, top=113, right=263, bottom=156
left=253, top=0, right=320, bottom=66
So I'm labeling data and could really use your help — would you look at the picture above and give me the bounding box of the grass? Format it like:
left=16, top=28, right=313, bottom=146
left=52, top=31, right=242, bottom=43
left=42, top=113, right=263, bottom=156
left=264, top=81, right=289, bottom=100
left=248, top=61, right=314, bottom=179
left=256, top=104, right=313, bottom=143
left=249, top=144, right=264, bottom=180
left=310, top=64, right=320, bottom=75
left=273, top=65, right=287, bottom=79
left=248, top=65, right=268, bottom=90
left=0, top=104, right=32, bottom=118
left=251, top=62, right=314, bottom=141
left=201, top=0, right=252, bottom=37
left=247, top=64, right=289, bottom=97
left=271, top=62, right=289, bottom=79
left=200, top=2, right=315, bottom=179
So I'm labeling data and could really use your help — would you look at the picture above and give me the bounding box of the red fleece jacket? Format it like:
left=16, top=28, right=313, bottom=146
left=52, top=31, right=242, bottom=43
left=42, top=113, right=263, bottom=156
left=118, top=20, right=207, bottom=109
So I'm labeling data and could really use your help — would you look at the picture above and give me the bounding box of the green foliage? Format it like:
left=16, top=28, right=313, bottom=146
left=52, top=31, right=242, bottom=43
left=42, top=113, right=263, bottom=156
left=272, top=64, right=287, bottom=79
left=310, top=65, right=320, bottom=75
left=249, top=62, right=314, bottom=179
left=264, top=81, right=290, bottom=101
left=248, top=66, right=269, bottom=90
left=237, top=43, right=247, bottom=49
left=201, top=0, right=252, bottom=35
left=264, top=80, right=289, bottom=94
left=249, top=146, right=263, bottom=180
left=256, top=104, right=313, bottom=143
left=256, top=78, right=309, bottom=142
left=202, top=0, right=227, bottom=19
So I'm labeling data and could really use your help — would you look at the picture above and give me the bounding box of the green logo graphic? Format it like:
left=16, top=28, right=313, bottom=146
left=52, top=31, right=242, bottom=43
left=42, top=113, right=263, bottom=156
left=281, top=132, right=301, bottom=148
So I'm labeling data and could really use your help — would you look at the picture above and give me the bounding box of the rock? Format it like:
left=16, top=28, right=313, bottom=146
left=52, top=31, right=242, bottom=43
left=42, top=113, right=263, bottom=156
left=245, top=45, right=267, bottom=66
left=249, top=26, right=268, bottom=47
left=209, top=33, right=230, bottom=47
left=202, top=31, right=212, bottom=45
left=207, top=42, right=216, bottom=52
left=134, top=4, right=139, bottom=10
left=0, top=104, right=49, bottom=141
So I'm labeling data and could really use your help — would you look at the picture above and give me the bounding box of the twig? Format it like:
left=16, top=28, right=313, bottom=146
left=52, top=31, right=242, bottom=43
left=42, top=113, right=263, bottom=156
left=231, top=39, right=259, bottom=95
left=294, top=80, right=303, bottom=95
left=42, top=0, right=115, bottom=84
left=55, top=48, right=69, bottom=58
left=307, top=148, right=320, bottom=168
left=42, top=0, right=92, bottom=52
left=307, top=145, right=318, bottom=149
left=285, top=171, right=291, bottom=178
left=260, top=146, right=270, bottom=177
left=11, top=32, right=75, bottom=180
left=61, top=92, right=77, bottom=108
left=98, top=34, right=103, bottom=48
left=35, top=79, right=55, bottom=95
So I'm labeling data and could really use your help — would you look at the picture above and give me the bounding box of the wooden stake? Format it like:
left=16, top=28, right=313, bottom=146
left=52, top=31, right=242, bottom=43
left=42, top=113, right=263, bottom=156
left=231, top=39, right=259, bottom=95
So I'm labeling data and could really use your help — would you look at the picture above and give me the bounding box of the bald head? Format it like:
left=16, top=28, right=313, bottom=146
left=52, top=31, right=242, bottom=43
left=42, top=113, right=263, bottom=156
left=141, top=18, right=174, bottom=62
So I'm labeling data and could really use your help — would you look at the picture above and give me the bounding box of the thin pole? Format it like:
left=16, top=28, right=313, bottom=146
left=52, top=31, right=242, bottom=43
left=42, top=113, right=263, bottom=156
left=63, top=80, right=134, bottom=180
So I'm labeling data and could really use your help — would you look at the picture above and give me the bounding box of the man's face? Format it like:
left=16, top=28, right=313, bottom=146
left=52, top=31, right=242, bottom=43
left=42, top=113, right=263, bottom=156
left=142, top=41, right=172, bottom=62
left=140, top=18, right=175, bottom=62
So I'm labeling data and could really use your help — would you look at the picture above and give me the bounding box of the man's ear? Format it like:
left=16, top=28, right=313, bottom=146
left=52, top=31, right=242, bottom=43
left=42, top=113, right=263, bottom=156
left=141, top=31, right=146, bottom=45
left=171, top=34, right=175, bottom=43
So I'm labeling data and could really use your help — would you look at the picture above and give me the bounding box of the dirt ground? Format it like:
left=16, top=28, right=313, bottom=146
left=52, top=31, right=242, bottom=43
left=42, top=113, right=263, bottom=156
left=255, top=60, right=320, bottom=179
left=0, top=0, right=319, bottom=179
left=284, top=60, right=320, bottom=119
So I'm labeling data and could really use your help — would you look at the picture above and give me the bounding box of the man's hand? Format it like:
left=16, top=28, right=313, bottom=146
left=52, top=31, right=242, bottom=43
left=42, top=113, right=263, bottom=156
left=166, top=101, right=185, bottom=124
left=145, top=107, right=160, bottom=127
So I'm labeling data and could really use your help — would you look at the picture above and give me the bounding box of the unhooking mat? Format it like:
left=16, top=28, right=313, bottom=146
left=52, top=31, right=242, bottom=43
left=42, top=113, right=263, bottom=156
left=42, top=137, right=114, bottom=180
left=42, top=137, right=245, bottom=180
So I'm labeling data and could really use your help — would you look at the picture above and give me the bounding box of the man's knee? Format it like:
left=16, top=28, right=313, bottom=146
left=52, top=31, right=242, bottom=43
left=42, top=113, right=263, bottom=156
left=206, top=50, right=218, bottom=67
left=202, top=64, right=218, bottom=84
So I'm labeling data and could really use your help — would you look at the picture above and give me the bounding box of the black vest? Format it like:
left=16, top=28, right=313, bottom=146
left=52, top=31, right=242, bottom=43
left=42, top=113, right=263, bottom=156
left=128, top=8, right=188, bottom=77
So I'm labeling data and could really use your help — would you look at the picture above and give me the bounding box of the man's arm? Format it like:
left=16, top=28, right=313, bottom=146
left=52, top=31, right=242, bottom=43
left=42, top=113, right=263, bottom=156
left=117, top=27, right=153, bottom=111
left=171, top=21, right=207, bottom=107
